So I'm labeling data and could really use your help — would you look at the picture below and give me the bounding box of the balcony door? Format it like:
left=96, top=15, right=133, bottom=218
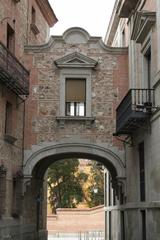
left=143, top=46, right=151, bottom=89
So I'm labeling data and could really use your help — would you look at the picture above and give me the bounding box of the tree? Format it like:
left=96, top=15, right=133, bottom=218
left=85, top=161, right=104, bottom=207
left=47, top=158, right=88, bottom=213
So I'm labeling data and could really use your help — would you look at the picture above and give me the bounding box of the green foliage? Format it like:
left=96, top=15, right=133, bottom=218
left=47, top=159, right=88, bottom=213
left=85, top=162, right=104, bottom=207
left=47, top=159, right=104, bottom=213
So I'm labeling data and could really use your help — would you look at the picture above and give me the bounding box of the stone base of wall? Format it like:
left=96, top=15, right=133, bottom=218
left=0, top=218, right=39, bottom=240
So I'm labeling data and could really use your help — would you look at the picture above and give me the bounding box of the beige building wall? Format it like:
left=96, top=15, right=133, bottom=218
left=105, top=0, right=160, bottom=239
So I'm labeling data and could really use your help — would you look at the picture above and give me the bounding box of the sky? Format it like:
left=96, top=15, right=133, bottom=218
left=49, top=0, right=116, bottom=40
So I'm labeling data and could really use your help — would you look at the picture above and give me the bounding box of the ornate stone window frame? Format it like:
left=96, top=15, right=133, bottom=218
left=54, top=52, right=97, bottom=127
left=59, top=68, right=92, bottom=117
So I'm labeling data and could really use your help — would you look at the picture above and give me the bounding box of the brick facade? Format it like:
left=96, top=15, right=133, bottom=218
left=0, top=0, right=57, bottom=59
left=24, top=29, right=128, bottom=150
left=0, top=0, right=57, bottom=239
left=22, top=28, right=128, bottom=240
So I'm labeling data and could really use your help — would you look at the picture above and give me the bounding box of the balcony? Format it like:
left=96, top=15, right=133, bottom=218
left=0, top=41, right=29, bottom=95
left=115, top=89, right=155, bottom=135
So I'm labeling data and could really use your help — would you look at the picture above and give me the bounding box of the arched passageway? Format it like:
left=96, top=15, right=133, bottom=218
left=23, top=142, right=125, bottom=180
left=22, top=141, right=126, bottom=240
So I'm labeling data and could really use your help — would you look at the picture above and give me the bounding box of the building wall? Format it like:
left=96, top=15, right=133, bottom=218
left=47, top=206, right=105, bottom=233
left=105, top=0, right=160, bottom=239
left=27, top=0, right=51, bottom=45
left=22, top=28, right=128, bottom=240
left=24, top=30, right=128, bottom=150
left=111, top=18, right=128, bottom=48
left=0, top=1, right=57, bottom=239
left=0, top=0, right=52, bottom=59
left=0, top=86, right=24, bottom=216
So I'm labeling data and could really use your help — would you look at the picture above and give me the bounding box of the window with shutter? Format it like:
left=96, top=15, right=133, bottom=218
left=65, top=78, right=86, bottom=116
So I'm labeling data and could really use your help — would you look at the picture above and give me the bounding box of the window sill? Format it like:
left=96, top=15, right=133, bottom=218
left=56, top=116, right=95, bottom=129
left=4, top=134, right=17, bottom=144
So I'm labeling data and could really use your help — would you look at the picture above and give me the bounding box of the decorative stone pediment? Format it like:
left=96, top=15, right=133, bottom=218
left=131, top=11, right=156, bottom=43
left=63, top=27, right=90, bottom=44
left=54, top=52, right=98, bottom=68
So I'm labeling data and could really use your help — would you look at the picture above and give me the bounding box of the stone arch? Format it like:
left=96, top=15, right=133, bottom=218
left=22, top=141, right=126, bottom=235
left=23, top=141, right=125, bottom=182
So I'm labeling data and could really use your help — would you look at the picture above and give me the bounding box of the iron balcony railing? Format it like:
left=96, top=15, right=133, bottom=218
left=0, top=41, right=29, bottom=95
left=116, top=89, right=155, bottom=134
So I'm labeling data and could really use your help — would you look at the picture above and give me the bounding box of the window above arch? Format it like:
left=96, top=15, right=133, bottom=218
left=54, top=52, right=97, bottom=127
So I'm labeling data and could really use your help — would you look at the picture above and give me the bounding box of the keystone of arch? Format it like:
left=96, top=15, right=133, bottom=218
left=23, top=142, right=125, bottom=179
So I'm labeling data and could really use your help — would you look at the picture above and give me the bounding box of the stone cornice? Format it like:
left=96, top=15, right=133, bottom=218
left=131, top=11, right=156, bottom=43
left=24, top=27, right=128, bottom=55
left=36, top=0, right=58, bottom=27
left=104, top=0, right=120, bottom=45
left=118, top=0, right=140, bottom=18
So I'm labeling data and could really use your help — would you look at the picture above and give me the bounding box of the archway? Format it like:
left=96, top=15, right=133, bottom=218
left=22, top=141, right=126, bottom=240
left=23, top=142, right=125, bottom=179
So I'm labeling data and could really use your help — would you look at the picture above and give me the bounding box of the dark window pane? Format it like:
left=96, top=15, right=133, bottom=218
left=139, top=142, right=145, bottom=201
left=5, top=102, right=12, bottom=135
left=141, top=210, right=146, bottom=240
left=7, top=24, right=15, bottom=54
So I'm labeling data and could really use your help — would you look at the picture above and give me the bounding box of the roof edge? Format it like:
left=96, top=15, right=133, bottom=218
left=104, top=0, right=121, bottom=45
left=36, top=0, right=58, bottom=27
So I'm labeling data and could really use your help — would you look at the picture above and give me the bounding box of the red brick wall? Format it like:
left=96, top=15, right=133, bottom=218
left=0, top=0, right=51, bottom=60
left=47, top=206, right=105, bottom=233
left=0, top=0, right=56, bottom=219
left=0, top=85, right=24, bottom=216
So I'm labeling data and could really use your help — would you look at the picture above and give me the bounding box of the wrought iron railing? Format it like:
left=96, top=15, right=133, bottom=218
left=48, top=231, right=104, bottom=240
left=0, top=41, right=29, bottom=95
left=116, top=89, right=155, bottom=134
